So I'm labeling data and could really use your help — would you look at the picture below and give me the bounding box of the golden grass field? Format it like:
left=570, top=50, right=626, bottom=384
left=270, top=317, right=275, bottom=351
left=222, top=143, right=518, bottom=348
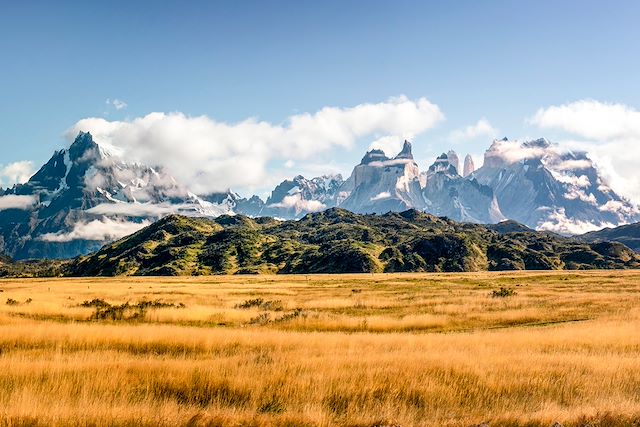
left=1, top=271, right=639, bottom=427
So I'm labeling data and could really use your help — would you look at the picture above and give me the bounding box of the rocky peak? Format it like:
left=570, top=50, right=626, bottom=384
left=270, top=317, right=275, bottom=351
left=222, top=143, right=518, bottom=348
left=523, top=137, right=551, bottom=149
left=394, top=140, right=414, bottom=160
left=360, top=149, right=389, bottom=164
left=428, top=153, right=457, bottom=175
left=447, top=150, right=460, bottom=175
left=68, top=132, right=102, bottom=164
left=463, top=154, right=475, bottom=177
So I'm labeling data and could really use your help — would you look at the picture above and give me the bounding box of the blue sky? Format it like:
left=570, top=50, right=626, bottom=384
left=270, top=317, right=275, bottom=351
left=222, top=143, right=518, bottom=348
left=1, top=1, right=640, bottom=198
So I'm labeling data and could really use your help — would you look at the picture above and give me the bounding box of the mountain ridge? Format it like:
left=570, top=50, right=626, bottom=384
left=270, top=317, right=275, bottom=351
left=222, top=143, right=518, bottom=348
left=63, top=209, right=640, bottom=275
left=0, top=133, right=638, bottom=260
left=580, top=222, right=640, bottom=253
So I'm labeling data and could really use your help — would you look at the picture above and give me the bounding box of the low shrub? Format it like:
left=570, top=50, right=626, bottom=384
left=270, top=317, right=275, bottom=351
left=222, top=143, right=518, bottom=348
left=491, top=287, right=517, bottom=298
left=79, top=298, right=185, bottom=321
left=236, top=298, right=284, bottom=311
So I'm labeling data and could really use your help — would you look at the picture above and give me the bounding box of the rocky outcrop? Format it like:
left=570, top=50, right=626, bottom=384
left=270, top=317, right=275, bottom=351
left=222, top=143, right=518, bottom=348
left=423, top=154, right=504, bottom=223
left=447, top=150, right=460, bottom=175
left=463, top=154, right=475, bottom=177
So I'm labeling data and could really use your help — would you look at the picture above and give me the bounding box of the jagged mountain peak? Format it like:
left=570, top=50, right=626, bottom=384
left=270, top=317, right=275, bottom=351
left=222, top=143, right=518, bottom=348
left=67, top=131, right=122, bottom=165
left=68, top=131, right=99, bottom=159
left=428, top=153, right=458, bottom=176
left=447, top=150, right=460, bottom=174
left=360, top=149, right=389, bottom=164
left=523, top=137, right=551, bottom=149
left=463, top=154, right=475, bottom=177
left=394, top=140, right=414, bottom=160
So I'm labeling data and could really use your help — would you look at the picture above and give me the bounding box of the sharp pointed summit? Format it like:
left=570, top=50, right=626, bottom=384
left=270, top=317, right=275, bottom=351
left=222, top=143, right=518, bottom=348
left=463, top=154, right=475, bottom=177
left=394, top=140, right=414, bottom=160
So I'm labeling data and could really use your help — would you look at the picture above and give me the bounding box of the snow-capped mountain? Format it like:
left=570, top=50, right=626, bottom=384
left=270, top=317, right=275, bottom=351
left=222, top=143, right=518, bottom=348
left=1, top=132, right=637, bottom=260
left=332, top=142, right=502, bottom=223
left=261, top=174, right=344, bottom=218
left=205, top=175, right=345, bottom=220
left=423, top=153, right=504, bottom=224
left=338, top=141, right=426, bottom=214
left=0, top=132, right=234, bottom=259
left=472, top=138, right=639, bottom=234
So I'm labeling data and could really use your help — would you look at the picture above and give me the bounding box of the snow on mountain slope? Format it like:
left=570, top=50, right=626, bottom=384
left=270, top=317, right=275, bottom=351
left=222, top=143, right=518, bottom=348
left=472, top=138, right=639, bottom=234
left=338, top=141, right=425, bottom=214
left=423, top=153, right=504, bottom=224
left=1, top=132, right=637, bottom=260
left=0, top=132, right=234, bottom=259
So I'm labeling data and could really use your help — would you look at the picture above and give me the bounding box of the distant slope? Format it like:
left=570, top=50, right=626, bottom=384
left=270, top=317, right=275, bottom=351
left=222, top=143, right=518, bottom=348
left=487, top=220, right=533, bottom=234
left=66, top=209, right=640, bottom=276
left=580, top=223, right=640, bottom=252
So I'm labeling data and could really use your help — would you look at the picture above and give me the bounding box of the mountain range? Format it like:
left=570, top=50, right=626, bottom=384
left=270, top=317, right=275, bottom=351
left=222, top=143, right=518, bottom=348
left=0, top=132, right=638, bottom=260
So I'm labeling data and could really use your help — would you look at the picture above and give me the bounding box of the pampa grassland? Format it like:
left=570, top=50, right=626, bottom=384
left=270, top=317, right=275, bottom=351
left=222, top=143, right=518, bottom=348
left=1, top=271, right=639, bottom=427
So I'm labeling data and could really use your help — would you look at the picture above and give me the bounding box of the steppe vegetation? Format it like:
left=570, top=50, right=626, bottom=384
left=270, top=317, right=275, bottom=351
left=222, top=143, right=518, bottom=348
left=0, top=271, right=639, bottom=426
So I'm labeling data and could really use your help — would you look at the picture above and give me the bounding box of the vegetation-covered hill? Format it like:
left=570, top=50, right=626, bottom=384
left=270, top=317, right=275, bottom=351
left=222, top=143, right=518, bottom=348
left=60, top=209, right=640, bottom=276
left=580, top=222, right=640, bottom=253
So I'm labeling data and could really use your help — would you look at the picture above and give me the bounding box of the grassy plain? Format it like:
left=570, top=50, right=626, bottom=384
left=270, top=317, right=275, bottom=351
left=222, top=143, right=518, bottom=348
left=0, top=271, right=639, bottom=427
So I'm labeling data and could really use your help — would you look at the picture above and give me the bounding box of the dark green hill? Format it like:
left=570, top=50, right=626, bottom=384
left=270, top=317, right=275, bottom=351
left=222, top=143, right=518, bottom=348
left=65, top=209, right=640, bottom=276
left=486, top=220, right=533, bottom=234
left=580, top=223, right=640, bottom=253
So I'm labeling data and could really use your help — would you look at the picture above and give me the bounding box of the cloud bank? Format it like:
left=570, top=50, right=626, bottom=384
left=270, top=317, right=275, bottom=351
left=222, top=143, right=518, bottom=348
left=38, top=218, right=149, bottom=242
left=450, top=118, right=498, bottom=142
left=537, top=208, right=614, bottom=235
left=0, top=195, right=37, bottom=210
left=66, top=96, right=444, bottom=194
left=268, top=194, right=326, bottom=214
left=530, top=100, right=640, bottom=141
left=1, top=161, right=34, bottom=187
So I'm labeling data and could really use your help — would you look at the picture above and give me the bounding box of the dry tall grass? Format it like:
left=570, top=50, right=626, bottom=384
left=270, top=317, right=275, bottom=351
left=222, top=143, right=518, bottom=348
left=0, top=271, right=639, bottom=426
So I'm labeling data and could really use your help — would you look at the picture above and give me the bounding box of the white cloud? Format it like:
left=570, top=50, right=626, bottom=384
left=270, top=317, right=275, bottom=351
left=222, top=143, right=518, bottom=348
left=370, top=191, right=391, bottom=201
left=563, top=188, right=597, bottom=205
left=537, top=208, right=615, bottom=235
left=598, top=200, right=639, bottom=218
left=87, top=200, right=232, bottom=218
left=369, top=158, right=414, bottom=168
left=106, top=98, right=128, bottom=110
left=485, top=138, right=548, bottom=164
left=449, top=118, right=498, bottom=142
left=66, top=96, right=444, bottom=194
left=528, top=100, right=640, bottom=203
left=1, top=161, right=34, bottom=187
left=0, top=195, right=37, bottom=210
left=86, top=203, right=178, bottom=217
left=529, top=100, right=640, bottom=141
left=38, top=218, right=149, bottom=242
left=268, top=194, right=326, bottom=214
left=550, top=171, right=591, bottom=188
left=553, top=159, right=592, bottom=171
left=368, top=136, right=405, bottom=157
